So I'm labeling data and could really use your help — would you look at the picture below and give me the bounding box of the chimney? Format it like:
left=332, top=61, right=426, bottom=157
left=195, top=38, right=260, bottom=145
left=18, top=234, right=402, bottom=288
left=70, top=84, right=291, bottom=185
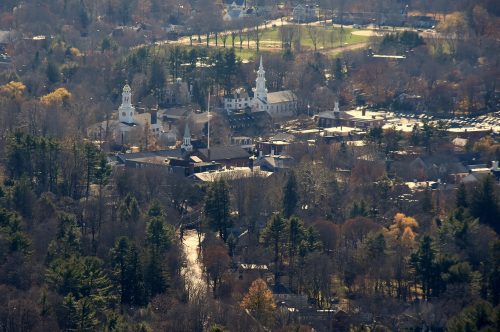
left=362, top=109, right=366, bottom=116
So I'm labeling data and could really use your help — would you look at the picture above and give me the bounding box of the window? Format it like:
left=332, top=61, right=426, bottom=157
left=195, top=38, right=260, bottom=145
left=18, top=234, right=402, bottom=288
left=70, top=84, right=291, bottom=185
left=122, top=112, right=125, bottom=116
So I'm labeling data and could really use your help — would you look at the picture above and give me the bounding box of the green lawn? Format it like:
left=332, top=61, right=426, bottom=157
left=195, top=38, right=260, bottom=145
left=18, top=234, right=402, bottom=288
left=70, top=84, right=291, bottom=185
left=260, top=26, right=370, bottom=50
left=184, top=25, right=373, bottom=60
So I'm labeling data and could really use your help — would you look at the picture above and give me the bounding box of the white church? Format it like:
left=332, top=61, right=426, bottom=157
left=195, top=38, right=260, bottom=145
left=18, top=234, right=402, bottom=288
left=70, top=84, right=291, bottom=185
left=88, top=83, right=167, bottom=145
left=223, top=57, right=298, bottom=118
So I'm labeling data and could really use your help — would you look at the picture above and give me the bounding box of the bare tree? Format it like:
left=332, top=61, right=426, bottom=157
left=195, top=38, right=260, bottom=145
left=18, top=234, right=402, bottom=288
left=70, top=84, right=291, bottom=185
left=306, top=23, right=319, bottom=51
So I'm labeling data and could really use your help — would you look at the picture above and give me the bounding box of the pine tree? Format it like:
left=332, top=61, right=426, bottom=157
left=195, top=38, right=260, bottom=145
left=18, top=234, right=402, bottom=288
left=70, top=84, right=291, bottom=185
left=282, top=171, right=298, bottom=218
left=411, top=236, right=437, bottom=299
left=144, top=217, right=173, bottom=298
left=204, top=179, right=232, bottom=242
left=111, top=237, right=145, bottom=306
left=287, top=216, right=306, bottom=289
left=456, top=182, right=468, bottom=208
left=261, top=214, right=287, bottom=284
left=470, top=175, right=500, bottom=233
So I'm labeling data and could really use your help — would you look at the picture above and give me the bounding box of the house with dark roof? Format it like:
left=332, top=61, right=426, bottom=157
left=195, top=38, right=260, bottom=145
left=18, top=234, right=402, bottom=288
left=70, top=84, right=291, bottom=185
left=192, top=146, right=251, bottom=167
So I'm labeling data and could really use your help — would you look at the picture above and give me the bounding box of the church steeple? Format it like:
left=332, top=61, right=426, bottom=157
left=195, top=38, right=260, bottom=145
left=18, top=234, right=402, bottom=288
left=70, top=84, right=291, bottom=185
left=255, top=56, right=267, bottom=102
left=181, top=122, right=193, bottom=152
left=118, top=82, right=135, bottom=124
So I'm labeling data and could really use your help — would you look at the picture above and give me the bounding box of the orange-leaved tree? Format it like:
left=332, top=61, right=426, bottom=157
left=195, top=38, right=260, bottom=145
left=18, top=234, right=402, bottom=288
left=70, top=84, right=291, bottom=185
left=240, top=278, right=276, bottom=325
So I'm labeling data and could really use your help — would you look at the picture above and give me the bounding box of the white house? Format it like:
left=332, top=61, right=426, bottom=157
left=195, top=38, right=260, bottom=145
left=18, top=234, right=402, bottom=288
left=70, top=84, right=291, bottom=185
left=223, top=88, right=252, bottom=113
left=292, top=4, right=319, bottom=23
left=223, top=1, right=254, bottom=21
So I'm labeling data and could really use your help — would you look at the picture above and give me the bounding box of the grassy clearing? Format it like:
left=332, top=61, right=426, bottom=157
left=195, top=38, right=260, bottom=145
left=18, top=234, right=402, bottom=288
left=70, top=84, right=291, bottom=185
left=184, top=25, right=373, bottom=59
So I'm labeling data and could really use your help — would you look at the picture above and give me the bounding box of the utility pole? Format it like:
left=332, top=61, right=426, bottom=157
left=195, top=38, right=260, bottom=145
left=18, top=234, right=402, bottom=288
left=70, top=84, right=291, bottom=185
left=207, top=93, right=211, bottom=152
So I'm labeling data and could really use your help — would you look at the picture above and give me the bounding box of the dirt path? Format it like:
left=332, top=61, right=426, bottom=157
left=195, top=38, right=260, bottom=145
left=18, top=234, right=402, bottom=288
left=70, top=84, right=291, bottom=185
left=352, top=30, right=383, bottom=37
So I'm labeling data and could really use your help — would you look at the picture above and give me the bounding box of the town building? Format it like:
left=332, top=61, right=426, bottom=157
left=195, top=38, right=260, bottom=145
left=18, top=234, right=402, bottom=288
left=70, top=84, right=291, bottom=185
left=292, top=4, right=319, bottom=23
left=87, top=83, right=166, bottom=145
left=253, top=57, right=298, bottom=119
left=223, top=57, right=298, bottom=119
left=316, top=103, right=386, bottom=129
left=223, top=1, right=255, bottom=21
left=192, top=145, right=252, bottom=168
left=224, top=88, right=252, bottom=113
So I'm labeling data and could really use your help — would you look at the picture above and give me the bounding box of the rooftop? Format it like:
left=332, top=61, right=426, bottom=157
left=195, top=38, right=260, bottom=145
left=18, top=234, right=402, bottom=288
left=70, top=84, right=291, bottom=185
left=267, top=90, right=297, bottom=104
left=197, top=145, right=251, bottom=161
left=191, top=167, right=272, bottom=182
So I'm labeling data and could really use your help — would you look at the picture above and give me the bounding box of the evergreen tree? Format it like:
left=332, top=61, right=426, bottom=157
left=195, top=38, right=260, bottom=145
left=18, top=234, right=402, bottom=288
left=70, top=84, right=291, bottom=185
left=149, top=59, right=166, bottom=92
left=110, top=237, right=146, bottom=306
left=144, top=216, right=173, bottom=298
left=456, top=182, right=468, bottom=208
left=447, top=301, right=496, bottom=332
left=204, top=179, right=232, bottom=242
left=470, top=175, right=500, bottom=233
left=287, top=216, right=305, bottom=289
left=282, top=171, right=298, bottom=218
left=46, top=61, right=60, bottom=84
left=47, top=213, right=81, bottom=261
left=261, top=214, right=287, bottom=284
left=411, top=236, right=437, bottom=299
left=334, top=58, right=343, bottom=79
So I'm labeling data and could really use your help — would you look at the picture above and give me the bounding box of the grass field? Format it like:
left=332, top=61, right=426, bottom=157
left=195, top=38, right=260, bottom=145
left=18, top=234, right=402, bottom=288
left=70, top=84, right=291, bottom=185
left=183, top=24, right=373, bottom=60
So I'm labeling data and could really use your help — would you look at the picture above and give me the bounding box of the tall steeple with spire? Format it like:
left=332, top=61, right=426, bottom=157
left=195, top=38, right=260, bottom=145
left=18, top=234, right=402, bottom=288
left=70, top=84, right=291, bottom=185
left=181, top=122, right=193, bottom=152
left=254, top=56, right=267, bottom=102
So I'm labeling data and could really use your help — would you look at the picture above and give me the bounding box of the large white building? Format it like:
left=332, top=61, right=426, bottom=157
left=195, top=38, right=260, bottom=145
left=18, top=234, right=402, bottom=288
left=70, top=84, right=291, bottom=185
left=224, top=57, right=298, bottom=119
left=88, top=83, right=165, bottom=145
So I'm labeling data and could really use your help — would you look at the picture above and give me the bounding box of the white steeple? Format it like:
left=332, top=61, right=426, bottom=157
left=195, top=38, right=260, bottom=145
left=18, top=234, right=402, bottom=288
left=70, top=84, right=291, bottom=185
left=181, top=122, right=193, bottom=152
left=332, top=101, right=342, bottom=119
left=255, top=56, right=267, bottom=102
left=118, top=83, right=135, bottom=124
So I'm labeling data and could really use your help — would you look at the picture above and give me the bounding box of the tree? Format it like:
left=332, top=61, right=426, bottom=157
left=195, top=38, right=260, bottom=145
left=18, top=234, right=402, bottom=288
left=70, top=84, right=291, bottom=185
left=240, top=278, right=276, bottom=324
left=287, top=216, right=306, bottom=289
left=282, top=171, right=298, bottom=218
left=145, top=216, right=174, bottom=298
left=411, top=236, right=437, bottom=299
left=456, top=182, right=468, bottom=208
left=46, top=61, right=60, bottom=84
left=470, top=175, right=500, bottom=233
left=334, top=58, right=343, bottom=80
left=110, top=237, right=146, bottom=307
left=47, top=213, right=81, bottom=261
left=261, top=214, right=287, bottom=284
left=47, top=256, right=113, bottom=330
left=385, top=213, right=418, bottom=300
left=202, top=240, right=230, bottom=298
left=306, top=24, right=319, bottom=51
left=204, top=179, right=232, bottom=242
left=447, top=300, right=496, bottom=332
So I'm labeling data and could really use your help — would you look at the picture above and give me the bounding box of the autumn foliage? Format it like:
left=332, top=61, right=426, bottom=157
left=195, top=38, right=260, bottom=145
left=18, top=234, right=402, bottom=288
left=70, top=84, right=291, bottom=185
left=240, top=278, right=276, bottom=323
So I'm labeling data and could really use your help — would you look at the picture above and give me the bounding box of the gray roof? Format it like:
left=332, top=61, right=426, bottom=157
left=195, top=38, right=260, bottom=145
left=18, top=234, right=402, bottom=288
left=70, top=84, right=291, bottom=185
left=117, top=149, right=183, bottom=163
left=0, top=31, right=10, bottom=44
left=197, top=146, right=250, bottom=161
left=267, top=90, right=297, bottom=104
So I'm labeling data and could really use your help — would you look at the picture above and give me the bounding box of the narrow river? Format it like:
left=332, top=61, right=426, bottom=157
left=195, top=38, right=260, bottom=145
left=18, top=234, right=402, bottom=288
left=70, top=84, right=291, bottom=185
left=181, top=229, right=206, bottom=298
